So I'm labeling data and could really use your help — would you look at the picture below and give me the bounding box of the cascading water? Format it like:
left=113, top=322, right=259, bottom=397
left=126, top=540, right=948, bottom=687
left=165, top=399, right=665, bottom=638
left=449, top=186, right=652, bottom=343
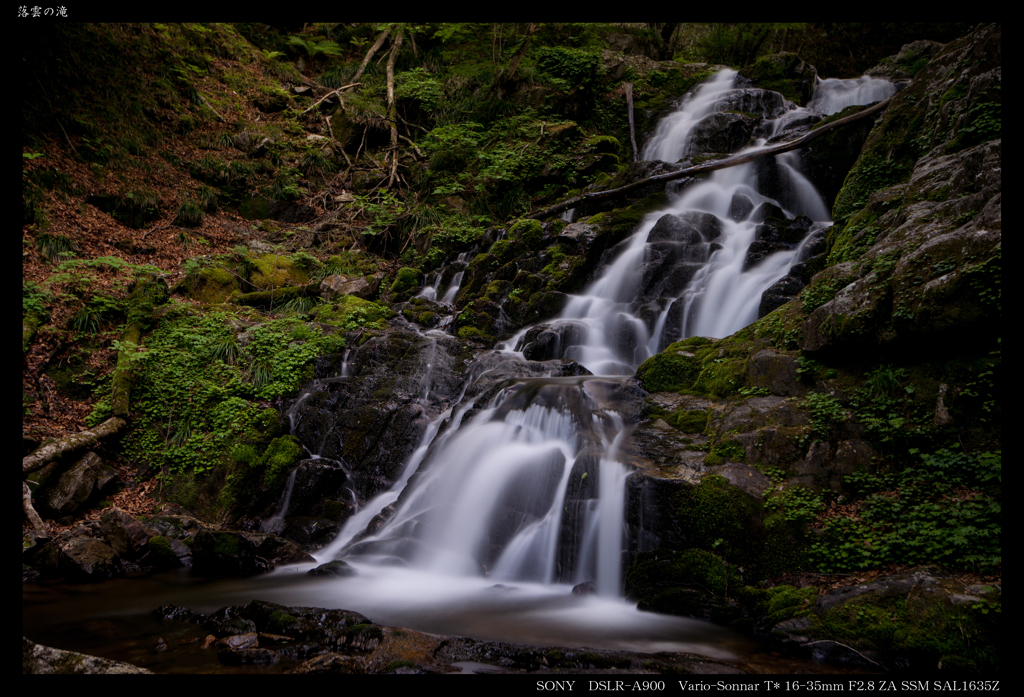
left=808, top=75, right=895, bottom=115
left=263, top=68, right=889, bottom=654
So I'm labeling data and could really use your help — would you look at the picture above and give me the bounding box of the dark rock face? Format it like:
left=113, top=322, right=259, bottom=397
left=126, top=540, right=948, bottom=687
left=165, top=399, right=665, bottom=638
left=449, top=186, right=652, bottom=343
left=289, top=329, right=468, bottom=503
left=683, top=112, right=759, bottom=158
left=744, top=215, right=813, bottom=271
left=758, top=274, right=805, bottom=317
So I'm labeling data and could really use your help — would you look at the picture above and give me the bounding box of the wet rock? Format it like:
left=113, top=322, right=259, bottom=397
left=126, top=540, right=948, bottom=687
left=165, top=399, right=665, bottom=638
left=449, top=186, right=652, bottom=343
left=218, top=647, right=280, bottom=665
left=728, top=192, right=754, bottom=221
left=292, top=653, right=366, bottom=673
left=41, top=451, right=118, bottom=520
left=320, top=273, right=383, bottom=302
left=712, top=87, right=789, bottom=119
left=190, top=531, right=271, bottom=577
left=744, top=215, right=813, bottom=271
left=23, top=637, right=153, bottom=674
left=308, top=559, right=357, bottom=577
left=516, top=320, right=588, bottom=361
left=684, top=111, right=759, bottom=157
left=758, top=275, right=805, bottom=318
left=745, top=349, right=807, bottom=397
left=646, top=213, right=703, bottom=244
left=705, top=463, right=771, bottom=498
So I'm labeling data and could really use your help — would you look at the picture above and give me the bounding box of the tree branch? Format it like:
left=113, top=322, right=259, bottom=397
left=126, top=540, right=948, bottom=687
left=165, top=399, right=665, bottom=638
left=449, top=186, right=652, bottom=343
left=300, top=83, right=361, bottom=116
left=22, top=417, right=126, bottom=476
left=528, top=96, right=892, bottom=220
left=386, top=27, right=405, bottom=188
left=351, top=27, right=391, bottom=83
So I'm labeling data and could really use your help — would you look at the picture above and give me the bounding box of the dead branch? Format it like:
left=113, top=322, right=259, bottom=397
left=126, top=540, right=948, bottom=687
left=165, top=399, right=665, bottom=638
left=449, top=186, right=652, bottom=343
left=23, top=482, right=49, bottom=537
left=386, top=28, right=405, bottom=187
left=300, top=83, right=361, bottom=116
left=528, top=95, right=893, bottom=220
left=625, top=82, right=638, bottom=162
left=22, top=417, right=126, bottom=476
left=351, top=27, right=391, bottom=83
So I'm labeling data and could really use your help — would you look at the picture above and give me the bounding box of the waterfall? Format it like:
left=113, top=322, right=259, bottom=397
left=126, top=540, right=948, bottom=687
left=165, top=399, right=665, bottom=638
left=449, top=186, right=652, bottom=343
left=290, top=68, right=890, bottom=648
left=808, top=75, right=895, bottom=115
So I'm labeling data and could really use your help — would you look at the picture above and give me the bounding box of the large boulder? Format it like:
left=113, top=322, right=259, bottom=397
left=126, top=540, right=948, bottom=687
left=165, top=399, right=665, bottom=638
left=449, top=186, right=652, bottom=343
left=39, top=451, right=118, bottom=520
left=23, top=637, right=153, bottom=674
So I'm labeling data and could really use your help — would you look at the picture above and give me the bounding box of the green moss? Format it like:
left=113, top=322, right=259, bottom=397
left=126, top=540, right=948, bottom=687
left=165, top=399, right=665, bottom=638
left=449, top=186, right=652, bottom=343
left=312, top=295, right=393, bottom=329
left=260, top=435, right=303, bottom=488
left=740, top=584, right=817, bottom=625
left=704, top=438, right=746, bottom=466
left=676, top=475, right=760, bottom=560
left=389, top=266, right=422, bottom=298
left=691, top=357, right=746, bottom=398
left=249, top=253, right=308, bottom=290
left=625, top=547, right=741, bottom=617
left=585, top=135, right=621, bottom=154
left=508, top=219, right=544, bottom=249
left=267, top=610, right=298, bottom=633
left=636, top=342, right=702, bottom=392
left=146, top=535, right=179, bottom=564
left=666, top=408, right=709, bottom=433
left=743, top=53, right=814, bottom=105
left=188, top=266, right=239, bottom=304
left=809, top=586, right=1000, bottom=672
left=457, top=325, right=495, bottom=344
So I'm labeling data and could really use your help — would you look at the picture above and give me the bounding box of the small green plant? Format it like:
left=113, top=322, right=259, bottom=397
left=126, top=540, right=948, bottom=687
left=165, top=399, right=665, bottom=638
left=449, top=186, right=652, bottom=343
left=299, top=148, right=334, bottom=177
left=810, top=449, right=1001, bottom=573
left=803, top=391, right=847, bottom=440
left=286, top=35, right=345, bottom=60
left=765, top=485, right=824, bottom=525
left=36, top=233, right=77, bottom=263
left=174, top=200, right=204, bottom=227
left=209, top=335, right=240, bottom=364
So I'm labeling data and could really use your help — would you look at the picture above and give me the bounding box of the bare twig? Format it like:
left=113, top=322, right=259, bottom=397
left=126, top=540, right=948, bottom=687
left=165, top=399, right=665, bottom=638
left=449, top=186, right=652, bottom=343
left=299, top=83, right=361, bottom=116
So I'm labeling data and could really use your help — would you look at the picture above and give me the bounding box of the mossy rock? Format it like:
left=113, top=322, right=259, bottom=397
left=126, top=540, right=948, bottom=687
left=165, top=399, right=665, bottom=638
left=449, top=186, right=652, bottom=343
left=260, top=435, right=304, bottom=488
left=508, top=219, right=544, bottom=249
left=585, top=135, right=621, bottom=155
left=807, top=570, right=1001, bottom=672
left=312, top=295, right=393, bottom=330
left=186, top=266, right=240, bottom=304
left=665, top=407, right=710, bottom=433
left=742, top=52, right=817, bottom=105
left=625, top=547, right=740, bottom=617
left=389, top=266, right=422, bottom=300
left=739, top=584, right=817, bottom=626
left=635, top=341, right=703, bottom=393
left=675, top=475, right=762, bottom=564
left=249, top=253, right=308, bottom=290
left=691, top=357, right=747, bottom=398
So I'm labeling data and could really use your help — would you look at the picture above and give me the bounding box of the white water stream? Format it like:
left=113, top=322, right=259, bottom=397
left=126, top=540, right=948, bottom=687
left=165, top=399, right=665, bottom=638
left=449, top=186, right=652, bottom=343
left=266, top=68, right=890, bottom=655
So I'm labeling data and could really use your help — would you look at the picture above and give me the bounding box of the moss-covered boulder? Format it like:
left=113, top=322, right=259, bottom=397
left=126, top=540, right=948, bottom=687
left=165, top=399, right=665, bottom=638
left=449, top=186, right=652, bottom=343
left=741, top=52, right=818, bottom=105
left=249, top=253, right=309, bottom=290
left=185, top=265, right=240, bottom=304
left=769, top=567, right=1002, bottom=672
left=625, top=547, right=741, bottom=619
left=312, top=295, right=393, bottom=330
left=635, top=339, right=705, bottom=392
left=389, top=266, right=422, bottom=301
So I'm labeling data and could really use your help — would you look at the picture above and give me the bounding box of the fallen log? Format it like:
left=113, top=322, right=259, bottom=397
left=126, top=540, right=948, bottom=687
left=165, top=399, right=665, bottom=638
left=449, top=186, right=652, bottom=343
left=528, top=95, right=893, bottom=220
left=230, top=283, right=321, bottom=308
left=22, top=416, right=126, bottom=476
